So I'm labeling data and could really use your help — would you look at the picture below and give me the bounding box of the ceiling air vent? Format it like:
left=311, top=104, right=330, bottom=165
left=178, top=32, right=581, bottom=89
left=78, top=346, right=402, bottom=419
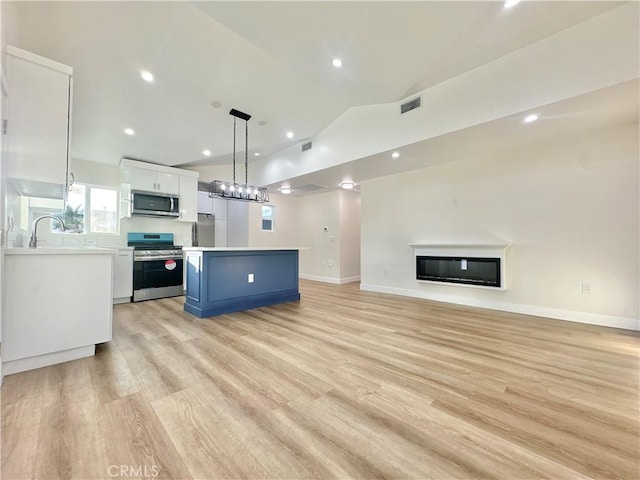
left=400, top=97, right=421, bottom=114
left=292, top=183, right=326, bottom=194
left=301, top=141, right=312, bottom=152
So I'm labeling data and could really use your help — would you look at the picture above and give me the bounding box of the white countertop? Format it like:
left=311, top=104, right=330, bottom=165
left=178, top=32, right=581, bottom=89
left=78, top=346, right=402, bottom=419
left=5, top=246, right=119, bottom=255
left=183, top=247, right=301, bottom=252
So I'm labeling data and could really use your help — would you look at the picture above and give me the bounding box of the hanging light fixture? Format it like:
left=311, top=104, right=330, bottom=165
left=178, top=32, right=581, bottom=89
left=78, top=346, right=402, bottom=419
left=209, top=108, right=269, bottom=203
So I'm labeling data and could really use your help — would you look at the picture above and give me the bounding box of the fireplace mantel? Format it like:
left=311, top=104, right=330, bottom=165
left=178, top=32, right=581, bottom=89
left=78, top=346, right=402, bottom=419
left=409, top=243, right=512, bottom=290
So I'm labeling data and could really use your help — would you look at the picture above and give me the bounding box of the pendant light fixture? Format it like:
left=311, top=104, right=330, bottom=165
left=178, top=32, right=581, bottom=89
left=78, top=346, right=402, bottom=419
left=209, top=108, right=269, bottom=203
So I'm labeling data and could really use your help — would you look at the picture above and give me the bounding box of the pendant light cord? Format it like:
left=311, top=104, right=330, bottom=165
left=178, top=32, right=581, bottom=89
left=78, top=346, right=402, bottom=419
left=245, top=119, right=249, bottom=188
left=232, top=116, right=237, bottom=186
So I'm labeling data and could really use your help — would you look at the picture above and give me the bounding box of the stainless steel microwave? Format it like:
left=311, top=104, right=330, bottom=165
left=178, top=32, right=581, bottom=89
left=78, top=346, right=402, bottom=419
left=131, top=190, right=180, bottom=217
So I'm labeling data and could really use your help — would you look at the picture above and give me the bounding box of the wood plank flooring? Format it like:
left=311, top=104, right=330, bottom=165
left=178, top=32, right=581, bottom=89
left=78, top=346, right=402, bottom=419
left=2, top=280, right=639, bottom=479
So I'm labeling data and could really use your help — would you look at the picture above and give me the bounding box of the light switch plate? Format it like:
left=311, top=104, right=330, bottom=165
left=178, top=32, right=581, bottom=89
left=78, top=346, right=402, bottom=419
left=248, top=273, right=254, bottom=283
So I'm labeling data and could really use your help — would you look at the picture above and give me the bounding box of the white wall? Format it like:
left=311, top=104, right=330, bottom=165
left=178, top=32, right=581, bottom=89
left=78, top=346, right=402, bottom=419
left=297, top=190, right=342, bottom=282
left=295, top=189, right=361, bottom=284
left=360, top=123, right=639, bottom=330
left=247, top=192, right=299, bottom=248
left=339, top=190, right=361, bottom=281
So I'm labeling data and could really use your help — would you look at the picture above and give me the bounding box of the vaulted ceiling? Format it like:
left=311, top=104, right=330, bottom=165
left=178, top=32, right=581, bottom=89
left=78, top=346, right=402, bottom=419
left=5, top=1, right=638, bottom=194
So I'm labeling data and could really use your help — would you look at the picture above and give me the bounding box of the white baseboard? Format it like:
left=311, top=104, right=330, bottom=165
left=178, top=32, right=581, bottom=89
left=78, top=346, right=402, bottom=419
left=3, top=345, right=96, bottom=376
left=360, top=283, right=639, bottom=331
left=300, top=274, right=361, bottom=285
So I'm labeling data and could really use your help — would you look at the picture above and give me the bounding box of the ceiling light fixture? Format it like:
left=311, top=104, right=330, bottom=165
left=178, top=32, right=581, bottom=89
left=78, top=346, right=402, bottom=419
left=278, top=186, right=292, bottom=195
left=332, top=58, right=343, bottom=68
left=209, top=108, right=269, bottom=203
left=286, top=131, right=294, bottom=139
left=140, top=71, right=154, bottom=82
left=524, top=113, right=539, bottom=123
left=503, top=0, right=521, bottom=8
left=124, top=128, right=135, bottom=135
left=203, top=149, right=211, bottom=156
left=340, top=181, right=355, bottom=190
left=254, top=152, right=260, bottom=157
left=392, top=152, right=400, bottom=159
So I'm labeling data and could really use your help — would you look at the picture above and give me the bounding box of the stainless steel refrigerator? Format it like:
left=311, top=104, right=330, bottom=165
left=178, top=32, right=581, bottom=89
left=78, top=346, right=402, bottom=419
left=192, top=213, right=215, bottom=247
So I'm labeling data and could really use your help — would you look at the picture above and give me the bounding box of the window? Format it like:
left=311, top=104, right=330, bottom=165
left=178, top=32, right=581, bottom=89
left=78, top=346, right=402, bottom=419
left=261, top=205, right=274, bottom=231
left=53, top=184, right=118, bottom=234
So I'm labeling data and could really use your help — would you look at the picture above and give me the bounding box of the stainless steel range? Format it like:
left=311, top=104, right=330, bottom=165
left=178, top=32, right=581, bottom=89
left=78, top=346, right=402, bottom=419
left=128, top=233, right=184, bottom=302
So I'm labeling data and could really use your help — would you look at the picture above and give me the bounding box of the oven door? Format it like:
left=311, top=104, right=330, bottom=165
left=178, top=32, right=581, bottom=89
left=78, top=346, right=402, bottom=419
left=133, top=256, right=184, bottom=299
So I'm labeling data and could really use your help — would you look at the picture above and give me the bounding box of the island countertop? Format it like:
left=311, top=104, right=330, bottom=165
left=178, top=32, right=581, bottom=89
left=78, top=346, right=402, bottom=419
left=5, top=247, right=119, bottom=255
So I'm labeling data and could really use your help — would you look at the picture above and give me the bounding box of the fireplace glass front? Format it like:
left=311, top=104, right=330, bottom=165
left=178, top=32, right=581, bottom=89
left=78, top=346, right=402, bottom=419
left=416, top=256, right=500, bottom=287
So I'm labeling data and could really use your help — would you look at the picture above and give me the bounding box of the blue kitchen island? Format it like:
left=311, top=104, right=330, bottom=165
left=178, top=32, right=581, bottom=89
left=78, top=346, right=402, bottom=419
left=183, top=247, right=300, bottom=318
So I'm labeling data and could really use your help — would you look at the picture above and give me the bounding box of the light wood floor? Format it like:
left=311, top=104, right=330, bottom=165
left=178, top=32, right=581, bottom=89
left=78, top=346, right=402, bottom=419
left=2, top=280, right=639, bottom=480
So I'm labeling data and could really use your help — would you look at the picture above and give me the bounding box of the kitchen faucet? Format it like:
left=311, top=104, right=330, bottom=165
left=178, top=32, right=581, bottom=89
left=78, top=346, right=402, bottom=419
left=29, top=215, right=65, bottom=248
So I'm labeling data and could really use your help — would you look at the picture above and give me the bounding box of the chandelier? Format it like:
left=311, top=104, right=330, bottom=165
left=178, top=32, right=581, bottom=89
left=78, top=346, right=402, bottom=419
left=209, top=108, right=269, bottom=203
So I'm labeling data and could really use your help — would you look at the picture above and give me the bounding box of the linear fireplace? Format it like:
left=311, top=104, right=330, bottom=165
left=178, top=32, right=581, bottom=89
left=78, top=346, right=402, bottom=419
left=417, top=256, right=500, bottom=287
left=409, top=242, right=511, bottom=290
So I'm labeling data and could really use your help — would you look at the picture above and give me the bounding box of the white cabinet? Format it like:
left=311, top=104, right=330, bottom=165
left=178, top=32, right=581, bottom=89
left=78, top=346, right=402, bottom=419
left=197, top=191, right=213, bottom=214
left=120, top=159, right=199, bottom=220
left=212, top=198, right=228, bottom=220
left=197, top=193, right=228, bottom=220
left=227, top=201, right=249, bottom=247
left=215, top=220, right=228, bottom=247
left=3, top=250, right=113, bottom=374
left=113, top=248, right=133, bottom=303
left=127, top=166, right=179, bottom=195
left=6, top=46, right=73, bottom=199
left=179, top=175, right=198, bottom=223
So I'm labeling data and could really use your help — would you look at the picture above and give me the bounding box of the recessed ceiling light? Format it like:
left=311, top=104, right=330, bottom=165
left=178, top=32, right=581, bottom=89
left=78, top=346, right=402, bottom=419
left=504, top=0, right=521, bottom=8
left=211, top=100, right=222, bottom=108
left=124, top=128, right=135, bottom=135
left=258, top=120, right=267, bottom=126
left=203, top=149, right=211, bottom=156
left=332, top=58, right=343, bottom=68
left=524, top=114, right=539, bottom=123
left=340, top=181, right=355, bottom=190
left=392, top=152, right=400, bottom=159
left=279, top=186, right=292, bottom=194
left=254, top=152, right=260, bottom=156
left=140, top=71, right=154, bottom=82
left=286, top=131, right=294, bottom=139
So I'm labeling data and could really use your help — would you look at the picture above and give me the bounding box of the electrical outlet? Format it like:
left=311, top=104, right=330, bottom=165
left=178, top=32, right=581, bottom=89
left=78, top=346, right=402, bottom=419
left=248, top=273, right=254, bottom=283
left=581, top=282, right=591, bottom=294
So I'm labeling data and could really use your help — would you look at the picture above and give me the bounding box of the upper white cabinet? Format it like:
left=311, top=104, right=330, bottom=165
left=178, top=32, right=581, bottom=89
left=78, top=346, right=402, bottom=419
left=212, top=198, right=228, bottom=221
left=120, top=158, right=198, bottom=222
left=197, top=191, right=213, bottom=215
left=125, top=165, right=179, bottom=195
left=179, top=175, right=198, bottom=223
left=198, top=191, right=228, bottom=220
left=5, top=46, right=73, bottom=199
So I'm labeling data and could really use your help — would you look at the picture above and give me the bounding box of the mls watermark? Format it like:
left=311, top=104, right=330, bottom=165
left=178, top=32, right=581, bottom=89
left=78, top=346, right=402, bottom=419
left=108, top=465, right=160, bottom=478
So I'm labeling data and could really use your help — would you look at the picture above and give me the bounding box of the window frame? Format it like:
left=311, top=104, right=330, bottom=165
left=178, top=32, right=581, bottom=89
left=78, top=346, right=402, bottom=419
left=261, top=204, right=275, bottom=232
left=53, top=182, right=120, bottom=235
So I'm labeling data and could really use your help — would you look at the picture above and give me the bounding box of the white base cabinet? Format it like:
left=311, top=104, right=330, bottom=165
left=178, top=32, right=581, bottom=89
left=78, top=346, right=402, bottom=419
left=2, top=250, right=114, bottom=375
left=113, top=248, right=133, bottom=303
